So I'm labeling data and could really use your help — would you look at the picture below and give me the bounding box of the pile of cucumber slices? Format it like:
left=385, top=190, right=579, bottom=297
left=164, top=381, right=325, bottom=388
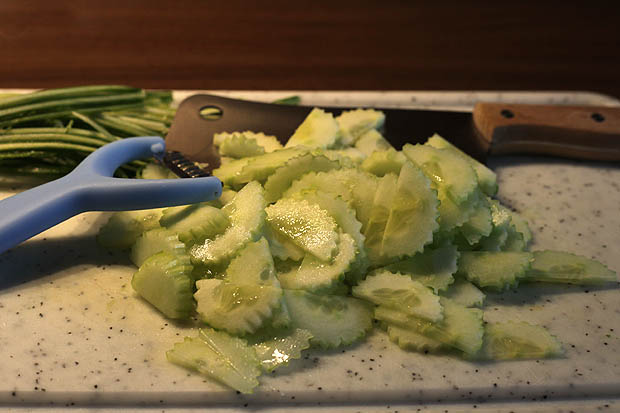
left=98, top=107, right=617, bottom=393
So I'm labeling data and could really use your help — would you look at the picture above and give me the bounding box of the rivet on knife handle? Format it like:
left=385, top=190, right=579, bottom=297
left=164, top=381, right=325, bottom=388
left=472, top=102, right=620, bottom=161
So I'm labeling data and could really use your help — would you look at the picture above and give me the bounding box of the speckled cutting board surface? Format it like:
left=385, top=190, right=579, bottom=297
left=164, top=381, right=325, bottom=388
left=1, top=90, right=619, bottom=412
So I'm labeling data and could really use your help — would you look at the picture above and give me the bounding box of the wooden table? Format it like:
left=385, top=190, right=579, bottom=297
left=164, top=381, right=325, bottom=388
left=1, top=0, right=620, bottom=99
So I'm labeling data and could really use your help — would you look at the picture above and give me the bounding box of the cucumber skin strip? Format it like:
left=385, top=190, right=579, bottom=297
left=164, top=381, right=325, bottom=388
left=2, top=127, right=116, bottom=141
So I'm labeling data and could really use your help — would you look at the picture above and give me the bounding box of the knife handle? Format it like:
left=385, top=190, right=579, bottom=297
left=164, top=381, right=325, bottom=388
left=472, top=102, right=620, bottom=161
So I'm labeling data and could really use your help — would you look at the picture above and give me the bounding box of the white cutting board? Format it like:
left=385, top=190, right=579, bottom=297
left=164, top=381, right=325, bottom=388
left=0, top=91, right=619, bottom=412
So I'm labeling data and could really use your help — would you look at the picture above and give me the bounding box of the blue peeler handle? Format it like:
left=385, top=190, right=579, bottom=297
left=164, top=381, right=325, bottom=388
left=0, top=136, right=222, bottom=255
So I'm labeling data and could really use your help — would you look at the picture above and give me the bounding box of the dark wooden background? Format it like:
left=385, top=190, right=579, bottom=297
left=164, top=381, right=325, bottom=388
left=2, top=0, right=620, bottom=100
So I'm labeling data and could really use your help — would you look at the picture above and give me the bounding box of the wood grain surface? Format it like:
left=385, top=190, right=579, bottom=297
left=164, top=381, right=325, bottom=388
left=1, top=0, right=619, bottom=99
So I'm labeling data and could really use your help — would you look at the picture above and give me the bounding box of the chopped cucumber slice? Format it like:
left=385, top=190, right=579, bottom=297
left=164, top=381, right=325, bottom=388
left=266, top=198, right=339, bottom=262
left=166, top=328, right=261, bottom=394
left=383, top=244, right=459, bottom=293
left=526, top=250, right=617, bottom=285
left=195, top=279, right=283, bottom=335
left=263, top=223, right=306, bottom=261
left=215, top=131, right=283, bottom=153
left=264, top=152, right=341, bottom=203
left=374, top=298, right=484, bottom=355
left=217, top=132, right=266, bottom=158
left=354, top=129, right=394, bottom=156
left=160, top=202, right=229, bottom=246
left=277, top=232, right=356, bottom=292
left=225, top=237, right=278, bottom=286
left=441, top=278, right=485, bottom=308
left=353, top=270, right=442, bottom=322
left=336, top=108, right=385, bottom=145
left=458, top=251, right=533, bottom=291
left=458, top=195, right=493, bottom=246
left=190, top=181, right=266, bottom=266
left=426, top=134, right=497, bottom=196
left=361, top=148, right=406, bottom=177
left=380, top=161, right=439, bottom=260
left=131, top=251, right=194, bottom=319
left=283, top=289, right=373, bottom=348
left=285, top=108, right=340, bottom=149
left=386, top=324, right=444, bottom=353
left=478, top=321, right=563, bottom=360
left=139, top=162, right=178, bottom=179
left=130, top=228, right=186, bottom=268
left=250, top=327, right=313, bottom=372
left=97, top=208, right=163, bottom=249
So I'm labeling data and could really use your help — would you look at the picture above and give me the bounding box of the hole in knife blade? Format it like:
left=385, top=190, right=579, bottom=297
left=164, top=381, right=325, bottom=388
left=500, top=109, right=515, bottom=119
left=199, top=105, right=223, bottom=121
left=591, top=112, right=605, bottom=122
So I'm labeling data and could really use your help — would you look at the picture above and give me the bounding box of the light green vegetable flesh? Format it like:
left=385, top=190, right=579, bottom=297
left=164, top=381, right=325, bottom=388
left=94, top=103, right=617, bottom=393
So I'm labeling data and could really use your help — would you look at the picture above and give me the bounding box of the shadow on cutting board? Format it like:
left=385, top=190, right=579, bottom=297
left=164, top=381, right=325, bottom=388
left=0, top=234, right=130, bottom=290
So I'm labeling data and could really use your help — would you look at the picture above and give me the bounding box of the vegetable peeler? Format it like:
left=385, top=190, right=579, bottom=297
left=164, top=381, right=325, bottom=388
left=0, top=136, right=222, bottom=255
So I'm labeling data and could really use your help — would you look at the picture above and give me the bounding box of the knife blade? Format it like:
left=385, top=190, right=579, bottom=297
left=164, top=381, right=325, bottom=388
left=165, top=94, right=620, bottom=167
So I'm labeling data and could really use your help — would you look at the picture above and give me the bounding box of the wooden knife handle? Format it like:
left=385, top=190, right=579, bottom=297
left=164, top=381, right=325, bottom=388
left=472, top=102, right=620, bottom=161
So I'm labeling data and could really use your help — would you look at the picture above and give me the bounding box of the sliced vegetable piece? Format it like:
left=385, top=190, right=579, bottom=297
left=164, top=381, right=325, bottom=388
left=526, top=250, right=617, bottom=285
left=361, top=148, right=406, bottom=177
left=363, top=173, right=398, bottom=264
left=285, top=108, right=340, bottom=149
left=190, top=181, right=266, bottom=266
left=225, top=237, right=278, bottom=286
left=160, top=202, right=229, bottom=246
left=441, top=278, right=485, bottom=307
left=195, top=279, right=282, bottom=335
left=381, top=161, right=439, bottom=259
left=250, top=328, right=313, bottom=372
left=264, top=152, right=341, bottom=203
left=277, top=233, right=356, bottom=292
left=374, top=298, right=484, bottom=355
left=266, top=198, right=339, bottom=262
left=352, top=270, right=442, bottom=322
left=97, top=208, right=163, bottom=249
left=336, top=108, right=385, bottom=145
left=217, top=132, right=266, bottom=158
left=425, top=133, right=497, bottom=196
left=283, top=289, right=373, bottom=348
left=478, top=321, right=563, bottom=360
left=458, top=251, right=533, bottom=290
left=131, top=251, right=194, bottom=319
left=383, top=244, right=459, bottom=293
left=354, top=129, right=393, bottom=156
left=386, top=324, right=444, bottom=353
left=166, top=328, right=261, bottom=394
left=130, top=228, right=186, bottom=267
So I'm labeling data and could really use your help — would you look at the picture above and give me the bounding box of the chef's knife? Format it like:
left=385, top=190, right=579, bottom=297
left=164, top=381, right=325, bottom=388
left=165, top=94, right=620, bottom=168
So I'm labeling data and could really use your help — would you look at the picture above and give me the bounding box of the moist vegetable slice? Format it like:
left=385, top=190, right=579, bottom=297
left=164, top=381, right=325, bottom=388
left=130, top=228, right=186, bottom=267
left=383, top=244, right=459, bottom=293
left=526, top=250, right=617, bottom=285
left=374, top=298, right=484, bottom=355
left=354, top=129, right=394, bottom=156
left=264, top=152, right=341, bottom=203
left=361, top=148, right=406, bottom=177
left=458, top=251, right=533, bottom=291
left=250, top=327, right=313, bottom=372
left=478, top=321, right=563, bottom=360
left=285, top=108, right=340, bottom=149
left=225, top=237, right=278, bottom=286
left=97, top=208, right=164, bottom=249
left=214, top=131, right=283, bottom=153
left=159, top=202, right=229, bottom=246
left=131, top=251, right=195, bottom=319
left=190, top=181, right=266, bottom=266
left=380, top=161, right=439, bottom=260
left=194, top=279, right=283, bottom=335
left=441, top=278, right=485, bottom=308
left=386, top=324, right=444, bottom=353
left=277, top=232, right=356, bottom=292
left=352, top=270, right=442, bottom=322
left=363, top=173, right=398, bottom=265
left=336, top=108, right=385, bottom=145
left=283, top=289, right=373, bottom=348
left=266, top=198, right=339, bottom=262
left=166, top=328, right=262, bottom=394
left=425, top=134, right=498, bottom=196
left=217, top=133, right=266, bottom=158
